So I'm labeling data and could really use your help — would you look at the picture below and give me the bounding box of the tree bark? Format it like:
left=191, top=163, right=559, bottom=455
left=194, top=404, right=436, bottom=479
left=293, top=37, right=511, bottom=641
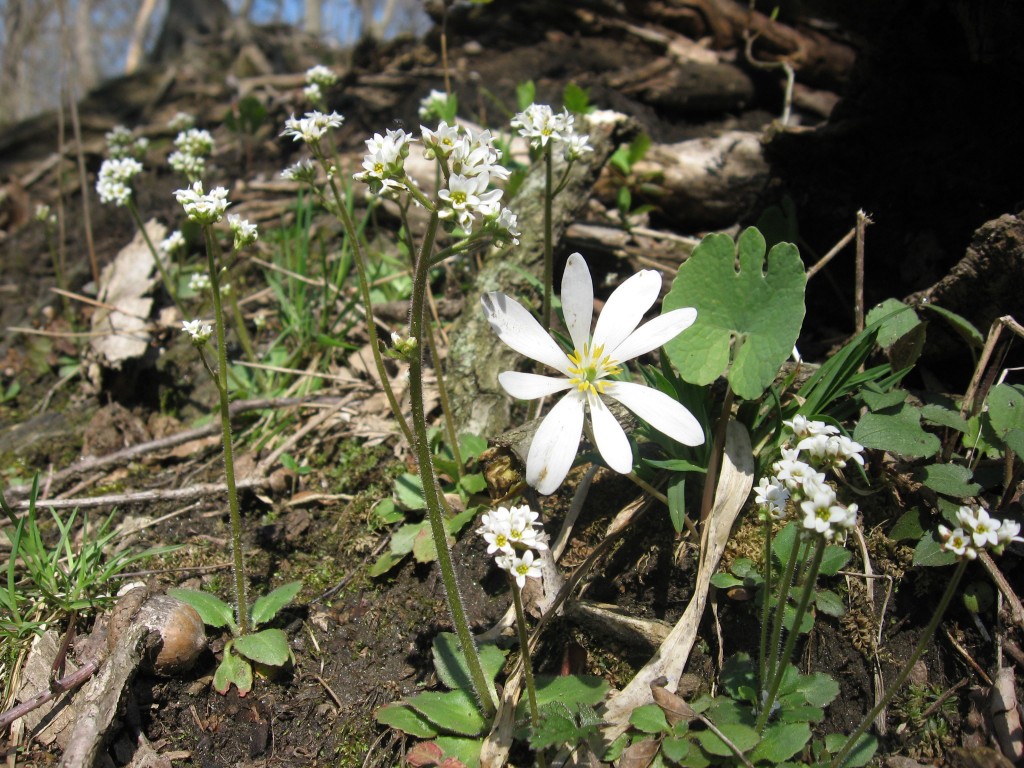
left=124, top=0, right=161, bottom=74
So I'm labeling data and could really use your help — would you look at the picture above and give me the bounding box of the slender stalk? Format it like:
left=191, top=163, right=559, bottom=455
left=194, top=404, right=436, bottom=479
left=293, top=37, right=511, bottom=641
left=225, top=285, right=265, bottom=390
left=763, top=522, right=800, bottom=695
left=321, top=168, right=414, bottom=446
left=542, top=147, right=554, bottom=330
left=758, top=515, right=773, bottom=703
left=831, top=559, right=968, bottom=767
left=409, top=212, right=495, bottom=717
left=511, top=578, right=546, bottom=768
left=204, top=226, right=249, bottom=635
left=127, top=200, right=184, bottom=316
left=425, top=320, right=464, bottom=475
left=757, top=536, right=824, bottom=732
left=700, top=386, right=736, bottom=522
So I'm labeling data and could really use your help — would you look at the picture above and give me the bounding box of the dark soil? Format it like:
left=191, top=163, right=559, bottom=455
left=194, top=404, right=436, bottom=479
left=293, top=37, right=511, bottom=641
left=2, top=1, right=1024, bottom=766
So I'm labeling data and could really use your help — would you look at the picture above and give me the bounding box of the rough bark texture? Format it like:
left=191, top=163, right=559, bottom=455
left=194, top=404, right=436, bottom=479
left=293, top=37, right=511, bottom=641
left=446, top=111, right=638, bottom=438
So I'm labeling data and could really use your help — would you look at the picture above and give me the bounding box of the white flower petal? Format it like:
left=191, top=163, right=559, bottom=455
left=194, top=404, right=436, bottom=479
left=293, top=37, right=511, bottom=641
left=607, top=380, right=705, bottom=446
left=481, top=292, right=570, bottom=373
left=592, top=268, right=662, bottom=353
left=610, top=307, right=697, bottom=362
left=588, top=393, right=634, bottom=474
left=560, top=253, right=594, bottom=353
left=498, top=371, right=574, bottom=400
left=527, top=393, right=585, bottom=495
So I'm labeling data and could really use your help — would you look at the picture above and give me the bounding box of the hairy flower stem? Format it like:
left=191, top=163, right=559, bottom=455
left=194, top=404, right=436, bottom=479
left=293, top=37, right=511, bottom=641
left=756, top=536, right=824, bottom=732
left=831, top=559, right=968, bottom=767
left=758, top=516, right=773, bottom=701
left=225, top=287, right=265, bottom=390
left=127, top=200, right=184, bottom=317
left=762, top=522, right=800, bottom=696
left=203, top=226, right=250, bottom=635
left=542, top=147, right=554, bottom=330
left=511, top=579, right=546, bottom=768
left=409, top=212, right=495, bottom=718
left=322, top=171, right=414, bottom=445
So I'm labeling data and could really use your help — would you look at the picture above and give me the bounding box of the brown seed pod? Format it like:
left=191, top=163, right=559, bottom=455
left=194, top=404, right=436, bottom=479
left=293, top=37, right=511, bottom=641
left=108, top=589, right=207, bottom=676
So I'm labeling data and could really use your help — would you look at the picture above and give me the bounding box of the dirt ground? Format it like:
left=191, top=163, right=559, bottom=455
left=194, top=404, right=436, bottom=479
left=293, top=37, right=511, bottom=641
left=2, top=1, right=1024, bottom=766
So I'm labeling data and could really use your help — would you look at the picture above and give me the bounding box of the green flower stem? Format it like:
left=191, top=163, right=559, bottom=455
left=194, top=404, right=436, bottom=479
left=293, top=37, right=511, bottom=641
left=756, top=535, right=824, bottom=732
left=699, top=386, right=736, bottom=522
left=542, top=146, right=554, bottom=330
left=321, top=168, right=414, bottom=446
left=758, top=515, right=773, bottom=703
left=126, top=200, right=184, bottom=317
left=203, top=226, right=250, bottom=636
left=225, top=284, right=264, bottom=390
left=831, top=558, right=969, bottom=767
left=511, top=578, right=546, bottom=768
left=409, top=211, right=495, bottom=718
left=425, top=319, right=464, bottom=475
left=763, top=520, right=800, bottom=695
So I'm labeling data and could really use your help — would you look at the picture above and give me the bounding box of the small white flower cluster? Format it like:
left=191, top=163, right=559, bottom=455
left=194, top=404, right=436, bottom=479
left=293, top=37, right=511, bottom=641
left=939, top=506, right=1023, bottom=560
left=169, top=128, right=215, bottom=181
left=304, top=65, right=337, bottom=104
left=161, top=230, right=186, bottom=257
left=753, top=416, right=865, bottom=542
left=282, top=111, right=344, bottom=146
left=105, top=125, right=149, bottom=160
left=35, top=203, right=55, bottom=226
left=227, top=213, right=258, bottom=249
left=421, top=123, right=517, bottom=235
left=418, top=89, right=452, bottom=122
left=511, top=103, right=593, bottom=160
left=181, top=319, right=213, bottom=344
left=477, top=505, right=548, bottom=588
left=167, top=112, right=195, bottom=132
left=188, top=273, right=211, bottom=292
left=281, top=158, right=317, bottom=184
left=174, top=181, right=230, bottom=224
left=353, top=127, right=414, bottom=195
left=96, top=157, right=144, bottom=207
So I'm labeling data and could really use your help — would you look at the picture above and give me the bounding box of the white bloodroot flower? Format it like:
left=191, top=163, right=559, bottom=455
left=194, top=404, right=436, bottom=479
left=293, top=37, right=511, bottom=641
left=181, top=319, right=213, bottom=344
left=175, top=181, right=230, bottom=224
left=482, top=253, right=704, bottom=495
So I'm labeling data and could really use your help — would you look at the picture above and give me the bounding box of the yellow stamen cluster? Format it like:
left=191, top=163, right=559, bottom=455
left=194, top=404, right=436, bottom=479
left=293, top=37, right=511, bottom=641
left=567, top=343, right=622, bottom=396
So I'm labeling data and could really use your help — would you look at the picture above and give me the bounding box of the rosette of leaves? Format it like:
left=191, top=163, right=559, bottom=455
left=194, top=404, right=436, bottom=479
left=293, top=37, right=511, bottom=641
left=169, top=581, right=301, bottom=695
left=663, top=227, right=806, bottom=400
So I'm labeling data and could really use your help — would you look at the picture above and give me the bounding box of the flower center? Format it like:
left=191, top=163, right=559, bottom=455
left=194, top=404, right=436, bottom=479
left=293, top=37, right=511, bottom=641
left=567, top=343, right=622, bottom=396
left=450, top=191, right=467, bottom=206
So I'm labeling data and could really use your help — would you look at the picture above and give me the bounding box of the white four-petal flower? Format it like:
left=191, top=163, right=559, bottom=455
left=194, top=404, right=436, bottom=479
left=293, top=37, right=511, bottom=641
left=482, top=252, right=704, bottom=494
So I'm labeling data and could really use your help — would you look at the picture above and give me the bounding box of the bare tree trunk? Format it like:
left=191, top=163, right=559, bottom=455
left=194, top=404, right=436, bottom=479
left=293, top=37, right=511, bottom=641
left=73, top=0, right=99, bottom=88
left=152, top=0, right=231, bottom=64
left=124, top=0, right=160, bottom=74
left=304, top=0, right=322, bottom=35
left=0, top=0, right=51, bottom=123
left=238, top=0, right=256, bottom=19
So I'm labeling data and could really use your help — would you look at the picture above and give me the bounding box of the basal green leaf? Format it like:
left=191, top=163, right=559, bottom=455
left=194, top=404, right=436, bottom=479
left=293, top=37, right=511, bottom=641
left=433, top=736, right=483, bottom=768
left=913, top=531, right=958, bottom=567
left=458, top=473, right=487, bottom=495
left=213, top=642, right=253, bottom=695
left=818, top=545, right=852, bottom=576
left=663, top=227, right=806, bottom=399
left=694, top=723, right=759, bottom=756
left=750, top=721, right=810, bottom=763
left=412, top=524, right=443, bottom=563
left=168, top=587, right=235, bottom=630
left=530, top=674, right=609, bottom=711
left=407, top=689, right=486, bottom=736
left=432, top=631, right=506, bottom=698
left=853, top=405, right=940, bottom=458
left=920, top=397, right=968, bottom=433
left=376, top=702, right=438, bottom=738
left=368, top=551, right=404, bottom=577
left=790, top=672, right=839, bottom=707
left=866, top=299, right=920, bottom=350
left=630, top=703, right=670, bottom=733
left=860, top=387, right=908, bottom=412
left=889, top=508, right=925, bottom=542
left=668, top=475, right=687, bottom=534
left=234, top=628, right=292, bottom=666
left=987, top=384, right=1024, bottom=456
left=824, top=733, right=878, bottom=767
left=392, top=520, right=426, bottom=556
left=250, top=581, right=302, bottom=626
left=662, top=735, right=691, bottom=763
left=458, top=433, right=488, bottom=461
left=814, top=589, right=845, bottom=617
left=394, top=473, right=426, bottom=509
left=912, top=463, right=980, bottom=498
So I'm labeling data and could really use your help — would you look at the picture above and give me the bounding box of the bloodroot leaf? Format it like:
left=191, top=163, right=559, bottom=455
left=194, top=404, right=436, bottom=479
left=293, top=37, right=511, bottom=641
left=663, top=227, right=806, bottom=399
